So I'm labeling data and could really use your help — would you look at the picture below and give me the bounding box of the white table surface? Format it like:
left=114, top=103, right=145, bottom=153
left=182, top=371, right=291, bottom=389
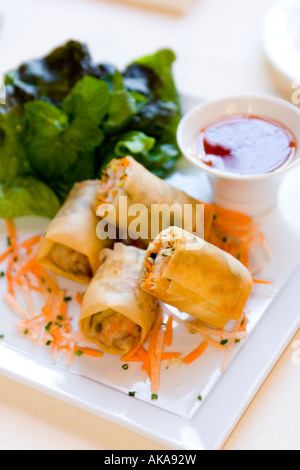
left=0, top=0, right=299, bottom=451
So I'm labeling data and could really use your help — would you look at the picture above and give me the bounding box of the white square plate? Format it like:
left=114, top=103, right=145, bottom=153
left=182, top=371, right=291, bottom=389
left=0, top=95, right=299, bottom=450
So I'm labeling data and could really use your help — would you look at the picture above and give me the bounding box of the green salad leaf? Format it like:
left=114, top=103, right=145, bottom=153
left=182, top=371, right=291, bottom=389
left=114, top=131, right=155, bottom=156
left=0, top=177, right=60, bottom=219
left=0, top=41, right=181, bottom=219
left=24, top=100, right=78, bottom=180
left=0, top=111, right=31, bottom=180
left=132, top=49, right=179, bottom=104
left=62, top=76, right=110, bottom=124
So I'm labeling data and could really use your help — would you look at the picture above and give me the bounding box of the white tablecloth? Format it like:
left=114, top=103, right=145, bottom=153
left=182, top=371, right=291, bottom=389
left=0, top=0, right=299, bottom=450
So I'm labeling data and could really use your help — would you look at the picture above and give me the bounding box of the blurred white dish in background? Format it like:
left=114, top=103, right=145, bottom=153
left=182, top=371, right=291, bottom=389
left=107, top=0, right=195, bottom=15
left=262, top=0, right=300, bottom=99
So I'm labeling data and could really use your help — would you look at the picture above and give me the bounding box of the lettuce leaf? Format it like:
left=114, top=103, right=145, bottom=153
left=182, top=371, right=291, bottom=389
left=0, top=42, right=181, bottom=219
left=24, top=77, right=108, bottom=191
left=0, top=177, right=60, bottom=219
left=4, top=41, right=103, bottom=107
left=0, top=111, right=31, bottom=180
left=24, top=100, right=78, bottom=179
left=132, top=49, right=179, bottom=105
left=62, top=76, right=110, bottom=123
left=114, top=131, right=155, bottom=156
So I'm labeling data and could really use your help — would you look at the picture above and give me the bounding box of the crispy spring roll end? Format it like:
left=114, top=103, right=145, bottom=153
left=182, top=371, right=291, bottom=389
left=79, top=244, right=158, bottom=355
left=37, top=180, right=112, bottom=284
left=49, top=244, right=93, bottom=277
left=81, top=310, right=143, bottom=354
left=141, top=228, right=253, bottom=328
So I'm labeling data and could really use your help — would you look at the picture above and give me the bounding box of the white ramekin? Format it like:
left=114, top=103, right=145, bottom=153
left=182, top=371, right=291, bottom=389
left=177, top=95, right=300, bottom=217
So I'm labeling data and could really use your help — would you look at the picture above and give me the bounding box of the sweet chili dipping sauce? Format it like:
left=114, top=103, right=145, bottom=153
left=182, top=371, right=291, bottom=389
left=194, top=115, right=297, bottom=175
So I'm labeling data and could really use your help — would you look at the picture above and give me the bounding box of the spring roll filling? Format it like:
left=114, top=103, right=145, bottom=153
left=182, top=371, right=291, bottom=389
left=97, top=159, right=129, bottom=206
left=49, top=243, right=92, bottom=277
left=143, top=236, right=176, bottom=290
left=88, top=309, right=142, bottom=351
left=143, top=229, right=199, bottom=288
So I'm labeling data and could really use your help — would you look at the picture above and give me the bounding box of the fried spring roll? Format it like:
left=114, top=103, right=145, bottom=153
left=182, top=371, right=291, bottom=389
left=141, top=227, right=253, bottom=328
left=95, top=157, right=264, bottom=272
left=37, top=180, right=112, bottom=284
left=96, top=156, right=204, bottom=244
left=78, top=243, right=158, bottom=355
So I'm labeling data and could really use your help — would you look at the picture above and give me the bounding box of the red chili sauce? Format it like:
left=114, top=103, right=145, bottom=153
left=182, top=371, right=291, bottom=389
left=194, top=115, right=297, bottom=175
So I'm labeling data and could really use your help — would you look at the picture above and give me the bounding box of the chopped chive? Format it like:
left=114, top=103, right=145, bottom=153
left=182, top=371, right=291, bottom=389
left=75, top=350, right=83, bottom=357
left=13, top=256, right=18, bottom=262
left=235, top=339, right=241, bottom=344
left=241, top=320, right=245, bottom=325
left=222, top=237, right=228, bottom=243
left=64, top=296, right=72, bottom=302
left=0, top=334, right=4, bottom=339
left=56, top=315, right=63, bottom=321
left=161, top=322, right=167, bottom=326
left=24, top=330, right=29, bottom=335
left=237, top=253, right=241, bottom=260
left=220, top=339, right=228, bottom=345
left=45, top=321, right=53, bottom=332
left=151, top=394, right=158, bottom=400
left=54, top=321, right=63, bottom=328
left=47, top=287, right=52, bottom=293
left=6, top=236, right=11, bottom=246
left=197, top=395, right=203, bottom=401
left=122, top=364, right=129, bottom=370
left=212, top=214, right=217, bottom=220
left=0, top=272, right=5, bottom=278
left=45, top=340, right=52, bottom=346
left=128, top=391, right=136, bottom=397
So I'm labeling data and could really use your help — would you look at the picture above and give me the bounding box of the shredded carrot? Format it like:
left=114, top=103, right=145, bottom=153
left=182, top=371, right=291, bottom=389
left=221, top=314, right=244, bottom=373
left=59, top=345, right=103, bottom=359
left=76, top=292, right=83, bottom=307
left=239, top=317, right=248, bottom=332
left=164, top=315, right=173, bottom=347
left=136, top=347, right=147, bottom=360
left=202, top=203, right=266, bottom=270
left=6, top=219, right=17, bottom=246
left=144, top=261, right=153, bottom=272
left=6, top=256, right=16, bottom=297
left=20, top=312, right=45, bottom=323
left=253, top=279, right=274, bottom=285
left=121, top=342, right=145, bottom=362
left=14, top=255, right=37, bottom=282
left=193, top=324, right=247, bottom=340
left=119, top=157, right=131, bottom=168
left=0, top=224, right=102, bottom=367
left=14, top=235, right=41, bottom=252
left=3, top=291, right=29, bottom=319
left=200, top=333, right=226, bottom=351
left=182, top=342, right=208, bottom=364
left=26, top=283, right=42, bottom=293
left=141, top=310, right=163, bottom=376
left=124, top=347, right=153, bottom=362
left=123, top=355, right=144, bottom=362
left=150, top=329, right=165, bottom=393
left=75, top=347, right=103, bottom=358
left=0, top=246, right=14, bottom=263
left=161, top=352, right=182, bottom=360
left=60, top=300, right=67, bottom=318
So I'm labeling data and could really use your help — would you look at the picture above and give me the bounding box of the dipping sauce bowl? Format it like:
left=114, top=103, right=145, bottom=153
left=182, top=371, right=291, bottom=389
left=177, top=95, right=300, bottom=216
